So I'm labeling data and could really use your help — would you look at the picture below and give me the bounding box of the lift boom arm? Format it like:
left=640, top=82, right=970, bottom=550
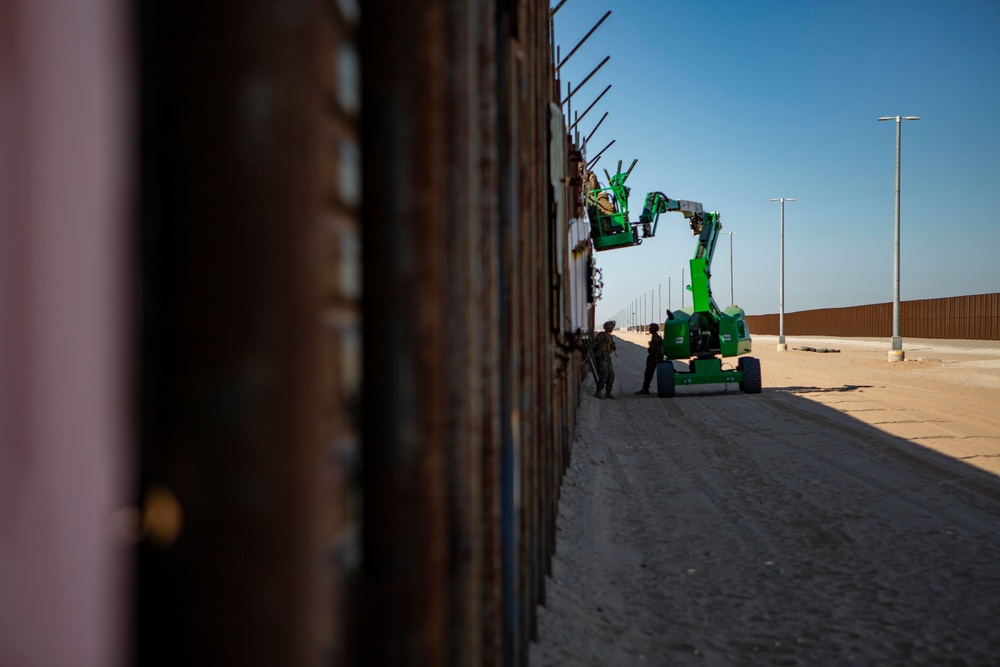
left=689, top=211, right=722, bottom=316
left=637, top=192, right=704, bottom=239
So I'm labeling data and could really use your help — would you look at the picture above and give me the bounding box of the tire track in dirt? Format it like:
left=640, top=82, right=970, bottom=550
left=533, top=335, right=1000, bottom=666
left=757, top=392, right=1000, bottom=507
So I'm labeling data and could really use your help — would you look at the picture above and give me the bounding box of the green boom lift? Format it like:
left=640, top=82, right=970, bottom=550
left=657, top=209, right=759, bottom=397
left=586, top=160, right=761, bottom=397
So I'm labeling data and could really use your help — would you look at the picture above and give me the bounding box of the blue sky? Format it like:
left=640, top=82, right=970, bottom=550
left=553, top=0, right=1000, bottom=325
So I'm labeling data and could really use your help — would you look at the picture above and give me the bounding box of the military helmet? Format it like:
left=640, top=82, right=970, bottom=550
left=603, top=320, right=615, bottom=329
left=649, top=322, right=659, bottom=332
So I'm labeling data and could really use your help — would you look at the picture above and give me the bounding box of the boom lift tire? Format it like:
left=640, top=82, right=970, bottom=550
left=656, top=362, right=676, bottom=398
left=738, top=357, right=762, bottom=394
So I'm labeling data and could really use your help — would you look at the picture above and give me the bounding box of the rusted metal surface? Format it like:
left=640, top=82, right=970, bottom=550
left=359, top=0, right=451, bottom=661
left=318, top=1, right=363, bottom=663
left=136, top=1, right=356, bottom=665
left=10, top=0, right=587, bottom=664
left=746, top=293, right=1000, bottom=340
left=361, top=0, right=582, bottom=664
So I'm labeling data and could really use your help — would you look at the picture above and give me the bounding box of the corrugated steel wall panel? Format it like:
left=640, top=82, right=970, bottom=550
left=746, top=294, right=1000, bottom=340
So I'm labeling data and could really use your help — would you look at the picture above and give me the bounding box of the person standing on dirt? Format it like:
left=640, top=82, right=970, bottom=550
left=589, top=320, right=617, bottom=399
left=635, top=322, right=664, bottom=395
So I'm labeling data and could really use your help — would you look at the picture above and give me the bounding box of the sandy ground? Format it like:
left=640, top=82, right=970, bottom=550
left=530, top=334, right=1000, bottom=666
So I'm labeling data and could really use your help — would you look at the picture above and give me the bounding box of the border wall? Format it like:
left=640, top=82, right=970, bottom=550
left=745, top=293, right=1000, bottom=341
left=4, top=1, right=596, bottom=666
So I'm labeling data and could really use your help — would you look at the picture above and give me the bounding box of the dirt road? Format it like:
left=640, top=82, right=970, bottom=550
left=530, top=334, right=1000, bottom=666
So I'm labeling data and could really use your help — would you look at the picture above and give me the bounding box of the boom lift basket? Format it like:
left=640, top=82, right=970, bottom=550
left=587, top=159, right=644, bottom=251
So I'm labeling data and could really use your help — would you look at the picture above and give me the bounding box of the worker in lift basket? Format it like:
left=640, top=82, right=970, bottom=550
left=588, top=320, right=617, bottom=399
left=634, top=322, right=664, bottom=395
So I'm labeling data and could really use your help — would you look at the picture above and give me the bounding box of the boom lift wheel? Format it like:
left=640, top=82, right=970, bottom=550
left=656, top=361, right=676, bottom=398
left=738, top=357, right=762, bottom=394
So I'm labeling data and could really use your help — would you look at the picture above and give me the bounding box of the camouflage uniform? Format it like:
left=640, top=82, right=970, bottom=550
left=592, top=329, right=616, bottom=398
left=586, top=171, right=617, bottom=235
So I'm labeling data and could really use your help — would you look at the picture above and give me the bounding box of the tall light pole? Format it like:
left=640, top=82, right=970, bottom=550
left=721, top=231, right=739, bottom=306
left=770, top=198, right=795, bottom=351
left=878, top=115, right=919, bottom=362
left=679, top=266, right=686, bottom=309
left=667, top=276, right=672, bottom=310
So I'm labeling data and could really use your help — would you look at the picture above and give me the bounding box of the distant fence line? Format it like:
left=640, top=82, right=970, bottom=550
left=745, top=293, right=1000, bottom=341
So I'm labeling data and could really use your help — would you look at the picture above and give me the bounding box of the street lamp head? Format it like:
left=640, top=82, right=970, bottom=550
left=877, top=116, right=894, bottom=121
left=877, top=116, right=920, bottom=122
left=902, top=116, right=920, bottom=121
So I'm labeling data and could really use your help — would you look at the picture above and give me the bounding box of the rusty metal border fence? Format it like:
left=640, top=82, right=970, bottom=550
left=78, top=0, right=583, bottom=665
left=745, top=294, right=1000, bottom=340
left=360, top=1, right=583, bottom=665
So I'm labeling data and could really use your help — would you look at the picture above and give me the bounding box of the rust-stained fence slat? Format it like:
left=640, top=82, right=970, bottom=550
left=746, top=294, right=1000, bottom=340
